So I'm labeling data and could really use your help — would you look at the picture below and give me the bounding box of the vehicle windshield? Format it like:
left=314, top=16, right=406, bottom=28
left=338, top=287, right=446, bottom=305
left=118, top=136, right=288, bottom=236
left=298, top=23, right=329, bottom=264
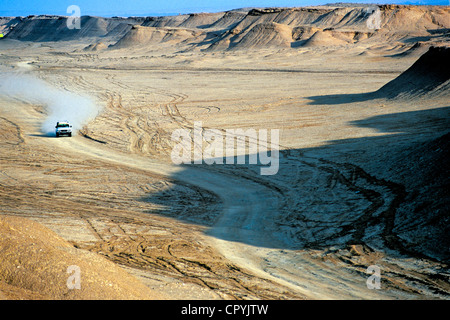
left=57, top=123, right=70, bottom=128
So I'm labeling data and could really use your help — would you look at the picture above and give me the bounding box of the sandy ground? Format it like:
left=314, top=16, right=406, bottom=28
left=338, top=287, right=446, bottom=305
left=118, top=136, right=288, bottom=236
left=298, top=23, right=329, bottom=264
left=0, top=6, right=449, bottom=300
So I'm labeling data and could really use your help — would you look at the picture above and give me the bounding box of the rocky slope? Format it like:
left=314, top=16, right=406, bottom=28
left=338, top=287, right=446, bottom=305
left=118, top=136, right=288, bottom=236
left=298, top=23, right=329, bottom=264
left=2, top=5, right=449, bottom=53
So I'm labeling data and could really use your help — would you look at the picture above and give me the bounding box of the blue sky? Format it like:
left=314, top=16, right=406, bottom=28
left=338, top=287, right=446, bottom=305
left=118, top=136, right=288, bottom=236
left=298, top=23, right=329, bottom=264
left=0, top=0, right=447, bottom=17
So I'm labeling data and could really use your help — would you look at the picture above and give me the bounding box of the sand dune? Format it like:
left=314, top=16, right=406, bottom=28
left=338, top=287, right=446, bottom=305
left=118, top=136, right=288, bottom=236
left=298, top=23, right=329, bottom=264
left=0, top=17, right=22, bottom=36
left=111, top=25, right=204, bottom=49
left=376, top=46, right=450, bottom=98
left=141, top=14, right=191, bottom=28
left=230, top=22, right=293, bottom=49
left=2, top=5, right=448, bottom=51
left=4, top=15, right=143, bottom=42
left=178, top=13, right=226, bottom=29
left=0, top=216, right=164, bottom=299
left=302, top=29, right=350, bottom=47
left=207, top=11, right=248, bottom=30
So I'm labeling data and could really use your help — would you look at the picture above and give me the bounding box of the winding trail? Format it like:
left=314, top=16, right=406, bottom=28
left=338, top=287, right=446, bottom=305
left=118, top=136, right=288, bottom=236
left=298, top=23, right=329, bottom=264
left=0, top=93, right=391, bottom=298
left=40, top=129, right=405, bottom=299
left=3, top=63, right=448, bottom=299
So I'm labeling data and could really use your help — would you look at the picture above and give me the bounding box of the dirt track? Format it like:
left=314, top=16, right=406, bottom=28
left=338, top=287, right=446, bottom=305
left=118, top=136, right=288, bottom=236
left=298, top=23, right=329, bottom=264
left=0, top=29, right=449, bottom=299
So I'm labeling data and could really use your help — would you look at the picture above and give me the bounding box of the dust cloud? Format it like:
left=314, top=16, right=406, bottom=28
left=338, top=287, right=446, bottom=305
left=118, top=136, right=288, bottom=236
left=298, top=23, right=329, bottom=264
left=0, top=72, right=99, bottom=136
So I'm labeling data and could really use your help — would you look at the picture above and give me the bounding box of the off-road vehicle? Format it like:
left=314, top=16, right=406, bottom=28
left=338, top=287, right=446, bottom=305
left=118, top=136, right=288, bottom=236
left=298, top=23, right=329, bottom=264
left=55, top=121, right=72, bottom=137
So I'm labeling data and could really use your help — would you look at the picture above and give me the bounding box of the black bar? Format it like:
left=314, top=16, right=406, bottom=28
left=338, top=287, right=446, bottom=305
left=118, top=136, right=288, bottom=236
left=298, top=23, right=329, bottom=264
left=1, top=300, right=447, bottom=318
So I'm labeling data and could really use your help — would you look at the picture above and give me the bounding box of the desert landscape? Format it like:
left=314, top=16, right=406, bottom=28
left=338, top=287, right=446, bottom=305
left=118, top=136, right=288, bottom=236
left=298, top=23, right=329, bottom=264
left=0, top=3, right=449, bottom=300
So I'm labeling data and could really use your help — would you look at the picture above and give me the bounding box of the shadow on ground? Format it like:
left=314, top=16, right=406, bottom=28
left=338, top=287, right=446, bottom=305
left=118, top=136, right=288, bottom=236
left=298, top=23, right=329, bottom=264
left=140, top=106, right=450, bottom=264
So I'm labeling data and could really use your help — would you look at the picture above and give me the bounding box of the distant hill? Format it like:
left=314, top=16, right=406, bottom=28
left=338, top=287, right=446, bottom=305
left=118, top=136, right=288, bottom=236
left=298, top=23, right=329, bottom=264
left=1, top=5, right=449, bottom=53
